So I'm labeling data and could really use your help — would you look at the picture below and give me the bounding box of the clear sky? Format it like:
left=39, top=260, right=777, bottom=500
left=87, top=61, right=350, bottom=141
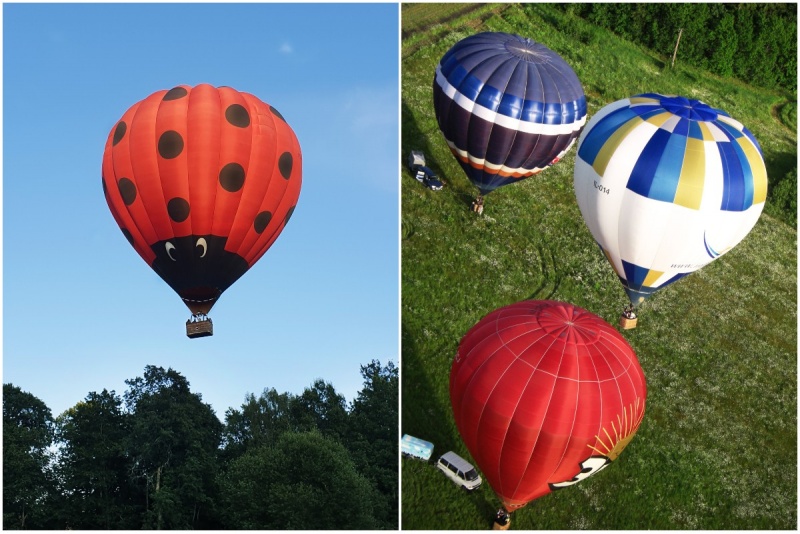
left=3, top=3, right=399, bottom=420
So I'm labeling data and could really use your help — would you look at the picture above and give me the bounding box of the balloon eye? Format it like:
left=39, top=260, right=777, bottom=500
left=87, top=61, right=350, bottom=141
left=166, top=242, right=177, bottom=261
left=196, top=237, right=207, bottom=258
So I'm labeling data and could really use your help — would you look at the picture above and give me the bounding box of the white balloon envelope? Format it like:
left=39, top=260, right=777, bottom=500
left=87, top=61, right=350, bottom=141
left=573, top=93, right=767, bottom=309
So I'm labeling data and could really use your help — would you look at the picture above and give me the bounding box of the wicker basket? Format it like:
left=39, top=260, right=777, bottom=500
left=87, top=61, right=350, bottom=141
left=186, top=318, right=213, bottom=338
left=619, top=315, right=638, bottom=330
left=492, top=519, right=511, bottom=530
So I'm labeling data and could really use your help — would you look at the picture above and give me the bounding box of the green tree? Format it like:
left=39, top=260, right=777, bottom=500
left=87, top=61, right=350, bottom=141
left=346, top=360, right=399, bottom=529
left=219, top=430, right=378, bottom=529
left=710, top=12, right=738, bottom=77
left=124, top=366, right=223, bottom=529
left=3, top=384, right=55, bottom=530
left=222, top=388, right=296, bottom=460
left=54, top=389, right=135, bottom=529
left=294, top=379, right=349, bottom=441
left=222, top=380, right=349, bottom=460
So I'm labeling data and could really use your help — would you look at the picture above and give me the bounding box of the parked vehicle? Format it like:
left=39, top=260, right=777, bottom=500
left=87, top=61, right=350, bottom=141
left=408, top=150, right=444, bottom=191
left=436, top=451, right=482, bottom=491
left=401, top=434, right=434, bottom=461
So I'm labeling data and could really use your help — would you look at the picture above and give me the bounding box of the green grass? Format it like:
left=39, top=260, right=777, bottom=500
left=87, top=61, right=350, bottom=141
left=401, top=4, right=797, bottom=530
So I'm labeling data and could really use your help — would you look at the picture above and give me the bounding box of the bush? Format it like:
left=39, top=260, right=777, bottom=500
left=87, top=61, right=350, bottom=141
left=770, top=168, right=797, bottom=225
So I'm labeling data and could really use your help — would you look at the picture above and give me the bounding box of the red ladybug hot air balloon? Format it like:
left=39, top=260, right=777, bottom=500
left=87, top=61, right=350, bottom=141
left=450, top=300, right=646, bottom=519
left=102, top=84, right=301, bottom=337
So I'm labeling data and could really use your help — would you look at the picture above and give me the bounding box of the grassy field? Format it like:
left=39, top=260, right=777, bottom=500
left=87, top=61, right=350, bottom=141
left=400, top=4, right=797, bottom=530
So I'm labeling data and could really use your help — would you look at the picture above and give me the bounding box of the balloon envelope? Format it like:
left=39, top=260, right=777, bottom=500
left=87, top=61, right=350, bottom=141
left=573, top=93, right=767, bottom=306
left=450, top=300, right=646, bottom=510
left=102, top=84, right=302, bottom=315
left=433, top=32, right=586, bottom=196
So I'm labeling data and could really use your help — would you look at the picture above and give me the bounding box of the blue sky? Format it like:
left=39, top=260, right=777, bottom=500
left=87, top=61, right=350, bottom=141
left=3, top=3, right=399, bottom=420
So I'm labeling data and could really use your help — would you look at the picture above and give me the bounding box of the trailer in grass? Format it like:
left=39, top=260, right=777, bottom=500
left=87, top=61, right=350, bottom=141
left=401, top=434, right=434, bottom=461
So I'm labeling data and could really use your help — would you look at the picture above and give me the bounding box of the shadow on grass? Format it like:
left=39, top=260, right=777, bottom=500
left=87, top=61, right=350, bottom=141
left=400, top=323, right=452, bottom=452
left=525, top=241, right=562, bottom=302
left=765, top=150, right=796, bottom=185
left=402, top=98, right=478, bottom=211
left=401, top=323, right=500, bottom=527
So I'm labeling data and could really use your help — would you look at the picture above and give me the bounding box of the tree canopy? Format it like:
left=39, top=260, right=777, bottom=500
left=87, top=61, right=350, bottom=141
left=559, top=3, right=797, bottom=92
left=2, top=360, right=398, bottom=530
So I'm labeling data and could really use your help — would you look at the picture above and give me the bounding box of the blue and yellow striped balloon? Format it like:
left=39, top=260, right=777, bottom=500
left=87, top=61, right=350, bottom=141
left=573, top=94, right=767, bottom=307
left=433, top=32, right=587, bottom=197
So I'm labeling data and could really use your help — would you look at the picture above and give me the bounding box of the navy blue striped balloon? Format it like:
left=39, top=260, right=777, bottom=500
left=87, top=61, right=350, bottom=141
left=433, top=32, right=587, bottom=197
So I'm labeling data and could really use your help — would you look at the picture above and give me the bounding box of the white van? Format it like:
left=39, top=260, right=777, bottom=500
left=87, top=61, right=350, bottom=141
left=436, top=451, right=482, bottom=491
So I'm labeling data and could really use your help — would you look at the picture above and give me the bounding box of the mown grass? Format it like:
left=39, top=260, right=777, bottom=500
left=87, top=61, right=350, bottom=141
left=401, top=4, right=797, bottom=530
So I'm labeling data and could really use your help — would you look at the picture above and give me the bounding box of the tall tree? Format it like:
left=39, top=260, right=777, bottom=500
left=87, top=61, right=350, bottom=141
left=54, top=389, right=135, bottom=529
left=219, top=430, right=378, bottom=529
left=346, top=360, right=399, bottom=529
left=294, top=379, right=349, bottom=441
left=3, top=384, right=55, bottom=530
left=222, top=380, right=348, bottom=459
left=222, top=388, right=295, bottom=460
left=124, top=366, right=223, bottom=529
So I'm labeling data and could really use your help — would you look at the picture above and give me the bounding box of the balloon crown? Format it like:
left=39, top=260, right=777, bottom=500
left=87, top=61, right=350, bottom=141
left=503, top=35, right=551, bottom=63
left=657, top=95, right=719, bottom=122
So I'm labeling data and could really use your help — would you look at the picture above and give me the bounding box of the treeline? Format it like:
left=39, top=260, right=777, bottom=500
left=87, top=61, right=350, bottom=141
left=3, top=361, right=398, bottom=530
left=556, top=3, right=798, bottom=93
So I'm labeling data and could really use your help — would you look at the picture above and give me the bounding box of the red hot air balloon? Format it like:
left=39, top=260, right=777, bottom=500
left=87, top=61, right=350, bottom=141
left=102, top=84, right=302, bottom=337
left=450, top=300, right=646, bottom=513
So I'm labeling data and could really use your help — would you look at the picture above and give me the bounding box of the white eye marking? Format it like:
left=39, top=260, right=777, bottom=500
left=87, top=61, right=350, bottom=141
left=166, top=242, right=177, bottom=261
left=550, top=456, right=611, bottom=490
left=196, top=237, right=207, bottom=258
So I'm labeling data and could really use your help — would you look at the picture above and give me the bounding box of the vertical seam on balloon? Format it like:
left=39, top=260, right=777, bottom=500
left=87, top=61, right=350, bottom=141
left=494, top=57, right=526, bottom=185
left=457, top=306, right=540, bottom=502
left=184, top=86, right=195, bottom=245
left=130, top=93, right=170, bottom=246
left=493, top=307, right=560, bottom=504
left=153, top=91, right=176, bottom=245
left=247, top=101, right=285, bottom=266
left=156, top=92, right=178, bottom=242
left=524, top=60, right=550, bottom=173
left=210, top=86, right=223, bottom=241
left=107, top=101, right=155, bottom=261
left=225, top=92, right=258, bottom=260
left=463, top=51, right=501, bottom=195
left=260, top=103, right=293, bottom=263
left=604, top=333, right=631, bottom=461
left=506, top=306, right=573, bottom=502
left=482, top=54, right=517, bottom=192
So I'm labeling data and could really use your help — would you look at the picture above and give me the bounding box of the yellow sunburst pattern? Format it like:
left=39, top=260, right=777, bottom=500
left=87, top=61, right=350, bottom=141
left=588, top=397, right=646, bottom=461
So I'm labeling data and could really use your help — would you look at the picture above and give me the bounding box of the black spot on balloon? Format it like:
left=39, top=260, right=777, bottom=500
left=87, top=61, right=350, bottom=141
left=270, top=106, right=285, bottom=122
left=163, top=87, right=188, bottom=101
left=168, top=197, right=190, bottom=222
left=279, top=152, right=293, bottom=179
left=284, top=205, right=295, bottom=225
left=158, top=131, right=184, bottom=159
left=225, top=104, right=250, bottom=128
left=113, top=121, right=127, bottom=146
left=118, top=178, right=137, bottom=205
left=219, top=163, right=246, bottom=192
left=254, top=211, right=272, bottom=234
left=121, top=227, right=134, bottom=245
left=102, top=178, right=107, bottom=196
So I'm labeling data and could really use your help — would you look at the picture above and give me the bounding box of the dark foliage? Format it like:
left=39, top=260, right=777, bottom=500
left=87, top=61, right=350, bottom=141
left=556, top=3, right=797, bottom=92
left=3, top=384, right=56, bottom=530
left=2, top=360, right=398, bottom=530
